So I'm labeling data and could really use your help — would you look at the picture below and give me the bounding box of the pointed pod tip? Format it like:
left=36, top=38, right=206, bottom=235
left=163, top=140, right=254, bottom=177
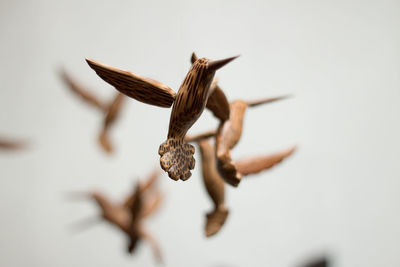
left=85, top=58, right=97, bottom=68
left=85, top=58, right=93, bottom=67
left=278, top=94, right=294, bottom=101
left=190, top=52, right=198, bottom=64
left=207, top=55, right=240, bottom=72
left=246, top=94, right=292, bottom=107
left=287, top=145, right=298, bottom=154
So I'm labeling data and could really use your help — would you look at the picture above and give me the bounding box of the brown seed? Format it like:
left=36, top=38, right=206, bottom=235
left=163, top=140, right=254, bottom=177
left=161, top=56, right=238, bottom=181
left=215, top=97, right=290, bottom=186
left=60, top=69, right=126, bottom=154
left=85, top=59, right=176, bottom=108
left=188, top=137, right=295, bottom=236
left=86, top=55, right=238, bottom=180
left=0, top=138, right=27, bottom=151
left=235, top=146, right=296, bottom=176
left=197, top=139, right=229, bottom=237
left=69, top=168, right=163, bottom=261
left=59, top=68, right=108, bottom=111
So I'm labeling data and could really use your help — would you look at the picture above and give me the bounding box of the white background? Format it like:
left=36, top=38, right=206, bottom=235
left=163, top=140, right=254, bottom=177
left=0, top=0, right=399, bottom=266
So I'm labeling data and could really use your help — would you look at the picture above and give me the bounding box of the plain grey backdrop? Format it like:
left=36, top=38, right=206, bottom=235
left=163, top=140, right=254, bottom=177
left=0, top=0, right=399, bottom=266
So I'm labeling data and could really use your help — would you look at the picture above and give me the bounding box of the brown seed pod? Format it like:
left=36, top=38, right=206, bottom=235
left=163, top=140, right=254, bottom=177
left=186, top=135, right=295, bottom=236
left=86, top=59, right=176, bottom=108
left=60, top=69, right=126, bottom=154
left=98, top=92, right=125, bottom=153
left=160, top=56, right=238, bottom=181
left=86, top=55, right=238, bottom=181
left=197, top=139, right=229, bottom=237
left=215, top=97, right=290, bottom=186
left=235, top=146, right=296, bottom=176
left=0, top=138, right=27, bottom=150
left=69, top=168, right=163, bottom=262
left=60, top=68, right=108, bottom=111
left=188, top=94, right=291, bottom=187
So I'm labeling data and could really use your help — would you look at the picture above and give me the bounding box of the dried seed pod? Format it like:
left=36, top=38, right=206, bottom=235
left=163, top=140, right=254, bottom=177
left=206, top=86, right=231, bottom=121
left=185, top=137, right=230, bottom=236
left=123, top=168, right=160, bottom=212
left=235, top=146, right=296, bottom=176
left=90, top=191, right=131, bottom=232
left=86, top=59, right=176, bottom=108
left=60, top=69, right=126, bottom=154
left=69, top=169, right=163, bottom=261
left=216, top=100, right=247, bottom=157
left=98, top=130, right=113, bottom=153
left=128, top=184, right=144, bottom=227
left=98, top=92, right=125, bottom=153
left=205, top=207, right=229, bottom=237
left=196, top=139, right=295, bottom=236
left=215, top=100, right=247, bottom=186
left=0, top=139, right=27, bottom=150
left=104, top=93, right=125, bottom=131
left=60, top=68, right=108, bottom=111
left=87, top=55, right=238, bottom=181
left=198, top=140, right=226, bottom=210
left=160, top=56, right=238, bottom=181
left=216, top=96, right=289, bottom=186
left=197, top=139, right=229, bottom=237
